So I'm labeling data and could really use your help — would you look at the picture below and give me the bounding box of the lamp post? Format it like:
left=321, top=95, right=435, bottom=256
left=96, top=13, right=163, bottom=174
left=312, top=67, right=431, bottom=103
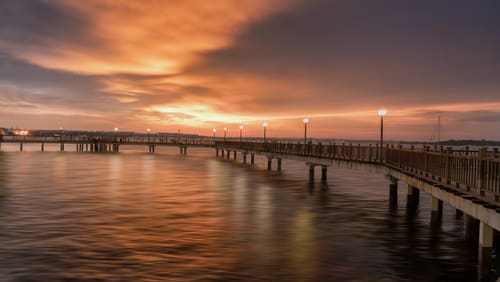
left=303, top=118, right=309, bottom=153
left=378, top=109, right=387, bottom=162
left=223, top=127, right=227, bottom=142
left=263, top=122, right=268, bottom=143
left=114, top=127, right=119, bottom=143
left=212, top=128, right=216, bottom=142
left=147, top=128, right=151, bottom=143
left=239, top=125, right=244, bottom=143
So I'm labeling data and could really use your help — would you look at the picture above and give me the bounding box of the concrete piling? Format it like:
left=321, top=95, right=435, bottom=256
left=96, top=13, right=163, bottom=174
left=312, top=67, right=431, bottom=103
left=277, top=158, right=282, bottom=172
left=321, top=165, right=327, bottom=183
left=389, top=177, right=398, bottom=209
left=478, top=222, right=494, bottom=274
left=309, top=164, right=315, bottom=184
left=267, top=157, right=272, bottom=171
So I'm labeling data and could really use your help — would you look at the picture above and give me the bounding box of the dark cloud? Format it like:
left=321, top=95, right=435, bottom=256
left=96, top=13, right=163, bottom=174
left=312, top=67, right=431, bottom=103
left=191, top=0, right=500, bottom=110
left=0, top=0, right=88, bottom=44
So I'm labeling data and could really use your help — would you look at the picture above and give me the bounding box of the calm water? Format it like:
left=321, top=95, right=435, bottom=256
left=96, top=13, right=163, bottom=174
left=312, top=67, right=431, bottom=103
left=0, top=144, right=494, bottom=281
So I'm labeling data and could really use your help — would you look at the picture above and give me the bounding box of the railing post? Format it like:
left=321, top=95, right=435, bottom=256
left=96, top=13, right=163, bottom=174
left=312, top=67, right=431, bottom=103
left=385, top=144, right=390, bottom=163
left=424, top=146, right=429, bottom=176
left=408, top=145, right=414, bottom=171
left=368, top=144, right=372, bottom=162
left=357, top=143, right=361, bottom=160
left=446, top=147, right=452, bottom=184
left=398, top=144, right=402, bottom=167
left=478, top=148, right=487, bottom=196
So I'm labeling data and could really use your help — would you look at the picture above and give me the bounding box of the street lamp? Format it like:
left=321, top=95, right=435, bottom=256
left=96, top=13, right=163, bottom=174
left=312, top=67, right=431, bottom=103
left=147, top=128, right=151, bottom=143
left=263, top=122, right=268, bottom=143
left=378, top=109, right=387, bottom=162
left=223, top=127, right=227, bottom=142
left=212, top=128, right=216, bottom=141
left=303, top=118, right=309, bottom=153
left=239, top=125, right=244, bottom=143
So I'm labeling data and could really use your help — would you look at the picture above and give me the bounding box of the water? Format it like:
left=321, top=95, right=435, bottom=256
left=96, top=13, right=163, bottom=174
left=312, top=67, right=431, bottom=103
left=0, top=143, right=492, bottom=281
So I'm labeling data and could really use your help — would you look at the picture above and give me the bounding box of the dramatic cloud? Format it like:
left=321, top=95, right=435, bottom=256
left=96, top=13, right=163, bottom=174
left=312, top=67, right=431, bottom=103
left=1, top=0, right=499, bottom=140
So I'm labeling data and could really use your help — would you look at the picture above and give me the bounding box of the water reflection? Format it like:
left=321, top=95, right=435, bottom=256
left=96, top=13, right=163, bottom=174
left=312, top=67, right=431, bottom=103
left=0, top=148, right=494, bottom=281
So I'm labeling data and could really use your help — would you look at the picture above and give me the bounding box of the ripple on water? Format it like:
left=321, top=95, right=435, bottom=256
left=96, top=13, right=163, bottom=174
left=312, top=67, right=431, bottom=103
left=0, top=148, right=490, bottom=281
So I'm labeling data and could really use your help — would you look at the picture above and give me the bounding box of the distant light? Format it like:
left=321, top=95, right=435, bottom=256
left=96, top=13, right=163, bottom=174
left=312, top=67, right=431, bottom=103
left=239, top=125, right=244, bottom=130
left=114, top=128, right=119, bottom=132
left=303, top=118, right=309, bottom=124
left=378, top=109, right=387, bottom=116
left=223, top=127, right=227, bottom=131
left=212, top=128, right=217, bottom=132
left=59, top=127, right=63, bottom=130
left=263, top=122, right=268, bottom=127
left=147, top=128, right=151, bottom=132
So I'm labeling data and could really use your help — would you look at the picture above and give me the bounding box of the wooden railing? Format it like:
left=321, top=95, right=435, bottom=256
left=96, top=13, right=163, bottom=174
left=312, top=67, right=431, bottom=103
left=217, top=140, right=499, bottom=203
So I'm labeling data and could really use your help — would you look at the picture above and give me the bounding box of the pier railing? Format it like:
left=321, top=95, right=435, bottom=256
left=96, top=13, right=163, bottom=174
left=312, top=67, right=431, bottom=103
left=216, top=140, right=499, bottom=202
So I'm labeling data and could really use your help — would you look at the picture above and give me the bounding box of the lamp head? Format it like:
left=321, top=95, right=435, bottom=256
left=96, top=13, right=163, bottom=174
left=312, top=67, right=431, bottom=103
left=378, top=109, right=387, bottom=116
left=212, top=128, right=216, bottom=133
left=223, top=127, right=227, bottom=131
left=263, top=122, right=268, bottom=128
left=239, top=125, right=244, bottom=130
left=114, top=127, right=119, bottom=132
left=303, top=118, right=309, bottom=124
left=147, top=128, right=151, bottom=132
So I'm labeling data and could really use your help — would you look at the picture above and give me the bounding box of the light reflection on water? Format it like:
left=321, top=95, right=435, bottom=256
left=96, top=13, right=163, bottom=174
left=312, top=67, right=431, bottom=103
left=0, top=144, right=491, bottom=281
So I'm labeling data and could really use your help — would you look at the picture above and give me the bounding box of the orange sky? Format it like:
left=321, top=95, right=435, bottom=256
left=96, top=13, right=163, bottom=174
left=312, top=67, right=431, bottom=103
left=1, top=0, right=499, bottom=140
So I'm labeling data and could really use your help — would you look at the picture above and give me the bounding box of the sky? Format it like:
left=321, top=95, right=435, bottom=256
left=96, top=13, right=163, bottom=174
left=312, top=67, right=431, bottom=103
left=1, top=0, right=499, bottom=141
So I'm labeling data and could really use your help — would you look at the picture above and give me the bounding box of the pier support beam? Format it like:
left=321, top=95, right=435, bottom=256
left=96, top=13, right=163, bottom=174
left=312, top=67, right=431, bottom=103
left=251, top=154, right=255, bottom=165
left=267, top=157, right=273, bottom=171
left=226, top=150, right=231, bottom=159
left=309, top=164, right=315, bottom=184
left=431, top=196, right=443, bottom=224
left=233, top=151, right=237, bottom=160
left=389, top=177, right=398, bottom=209
left=277, top=158, right=282, bottom=172
left=243, top=153, right=247, bottom=164
left=20, top=142, right=23, bottom=152
left=321, top=165, right=327, bottom=184
left=60, top=143, right=65, bottom=152
left=465, top=215, right=480, bottom=244
left=406, top=185, right=419, bottom=212
left=41, top=143, right=44, bottom=152
left=478, top=222, right=494, bottom=274
left=216, top=148, right=219, bottom=157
